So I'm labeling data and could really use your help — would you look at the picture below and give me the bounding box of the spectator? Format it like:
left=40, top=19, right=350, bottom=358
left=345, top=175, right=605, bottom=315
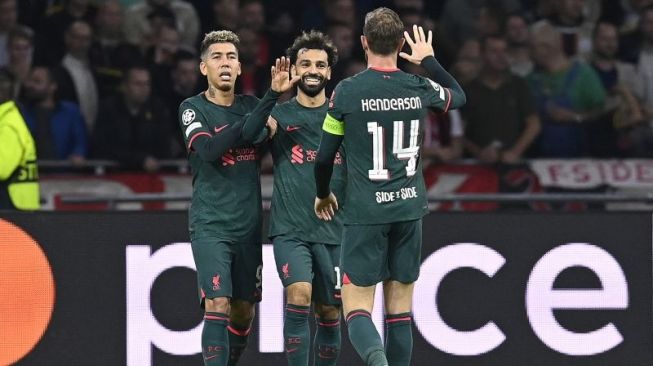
left=239, top=0, right=270, bottom=67
left=6, top=26, right=34, bottom=96
left=527, top=21, right=606, bottom=157
left=123, top=0, right=200, bottom=51
left=602, top=0, right=653, bottom=40
left=56, top=20, right=99, bottom=132
left=463, top=35, right=540, bottom=163
left=629, top=6, right=653, bottom=155
left=327, top=23, right=356, bottom=89
left=423, top=110, right=464, bottom=165
left=324, top=0, right=358, bottom=29
left=235, top=27, right=268, bottom=96
left=92, top=65, right=174, bottom=171
left=90, top=0, right=142, bottom=98
left=35, top=0, right=96, bottom=65
left=0, top=68, right=39, bottom=210
left=0, top=0, right=18, bottom=67
left=20, top=65, right=87, bottom=164
left=440, top=0, right=521, bottom=44
left=163, top=51, right=201, bottom=110
left=146, top=23, right=181, bottom=95
left=589, top=21, right=644, bottom=156
left=450, top=38, right=482, bottom=85
left=202, top=0, right=239, bottom=37
left=162, top=50, right=201, bottom=156
left=505, top=13, right=534, bottom=76
left=541, top=0, right=594, bottom=57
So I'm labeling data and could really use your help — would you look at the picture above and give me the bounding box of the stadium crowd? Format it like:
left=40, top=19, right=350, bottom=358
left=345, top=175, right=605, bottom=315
left=1, top=0, right=653, bottom=172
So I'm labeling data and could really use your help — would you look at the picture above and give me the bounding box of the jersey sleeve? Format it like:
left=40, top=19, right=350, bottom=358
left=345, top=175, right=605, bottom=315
left=179, top=100, right=211, bottom=150
left=0, top=124, right=22, bottom=180
left=416, top=75, right=452, bottom=113
left=323, top=82, right=347, bottom=136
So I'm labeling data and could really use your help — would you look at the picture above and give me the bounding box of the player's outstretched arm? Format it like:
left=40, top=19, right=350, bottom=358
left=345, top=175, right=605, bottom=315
left=241, top=57, right=299, bottom=142
left=190, top=119, right=245, bottom=161
left=314, top=130, right=343, bottom=220
left=400, top=25, right=466, bottom=109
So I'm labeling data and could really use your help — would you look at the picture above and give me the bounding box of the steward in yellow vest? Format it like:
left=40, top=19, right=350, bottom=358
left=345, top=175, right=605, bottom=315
left=0, top=69, right=39, bottom=210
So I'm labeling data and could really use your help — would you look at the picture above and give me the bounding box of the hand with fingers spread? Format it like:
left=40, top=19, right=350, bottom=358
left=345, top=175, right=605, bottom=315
left=314, top=193, right=338, bottom=221
left=399, top=24, right=435, bottom=65
left=270, top=56, right=301, bottom=93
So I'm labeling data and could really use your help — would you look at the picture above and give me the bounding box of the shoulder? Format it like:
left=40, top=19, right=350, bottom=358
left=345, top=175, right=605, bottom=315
left=238, top=94, right=260, bottom=109
left=180, top=94, right=206, bottom=111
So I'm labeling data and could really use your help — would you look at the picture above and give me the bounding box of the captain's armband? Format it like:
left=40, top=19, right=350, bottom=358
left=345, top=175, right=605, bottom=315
left=322, top=113, right=345, bottom=136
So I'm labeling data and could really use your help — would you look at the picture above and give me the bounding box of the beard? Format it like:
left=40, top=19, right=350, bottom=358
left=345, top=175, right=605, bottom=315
left=297, top=74, right=327, bottom=97
left=216, top=82, right=233, bottom=92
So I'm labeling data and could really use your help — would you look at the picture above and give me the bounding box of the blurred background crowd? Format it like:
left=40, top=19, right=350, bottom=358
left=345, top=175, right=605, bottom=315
left=1, top=0, right=653, bottom=173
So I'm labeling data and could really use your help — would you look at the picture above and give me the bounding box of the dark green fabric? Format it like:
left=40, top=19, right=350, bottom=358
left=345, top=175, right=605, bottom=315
left=179, top=93, right=263, bottom=241
left=346, top=310, right=387, bottom=366
left=384, top=313, right=413, bottom=366
left=284, top=304, right=311, bottom=365
left=313, top=317, right=341, bottom=366
left=320, top=68, right=451, bottom=224
left=269, top=98, right=345, bottom=243
left=227, top=321, right=250, bottom=365
left=202, top=312, right=229, bottom=365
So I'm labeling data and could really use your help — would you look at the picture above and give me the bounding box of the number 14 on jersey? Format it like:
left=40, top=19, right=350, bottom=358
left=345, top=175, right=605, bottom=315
left=367, top=120, right=420, bottom=180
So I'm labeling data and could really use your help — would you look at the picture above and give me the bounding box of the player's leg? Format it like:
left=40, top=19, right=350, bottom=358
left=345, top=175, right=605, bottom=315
left=311, top=243, right=342, bottom=365
left=273, top=234, right=314, bottom=365
left=228, top=241, right=263, bottom=365
left=227, top=299, right=255, bottom=366
left=341, top=224, right=390, bottom=366
left=192, top=237, right=234, bottom=365
left=383, top=219, right=422, bottom=366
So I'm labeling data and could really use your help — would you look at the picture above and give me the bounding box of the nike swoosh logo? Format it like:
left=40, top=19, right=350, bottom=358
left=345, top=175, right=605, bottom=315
left=204, top=355, right=218, bottom=360
left=214, top=125, right=228, bottom=133
left=286, top=126, right=301, bottom=132
left=286, top=348, right=298, bottom=353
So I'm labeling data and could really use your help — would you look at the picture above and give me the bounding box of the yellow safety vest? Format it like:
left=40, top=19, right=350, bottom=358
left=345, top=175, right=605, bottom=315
left=0, top=100, right=39, bottom=210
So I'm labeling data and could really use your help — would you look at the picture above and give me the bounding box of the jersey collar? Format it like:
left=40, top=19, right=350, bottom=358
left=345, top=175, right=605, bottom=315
left=368, top=66, right=400, bottom=72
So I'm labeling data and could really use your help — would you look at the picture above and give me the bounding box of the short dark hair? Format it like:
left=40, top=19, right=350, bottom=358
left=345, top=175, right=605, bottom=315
left=286, top=30, right=338, bottom=66
left=200, top=30, right=240, bottom=59
left=363, top=7, right=404, bottom=56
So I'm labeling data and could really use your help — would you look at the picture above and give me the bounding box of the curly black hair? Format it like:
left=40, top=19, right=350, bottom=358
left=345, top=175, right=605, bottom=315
left=286, top=30, right=338, bottom=67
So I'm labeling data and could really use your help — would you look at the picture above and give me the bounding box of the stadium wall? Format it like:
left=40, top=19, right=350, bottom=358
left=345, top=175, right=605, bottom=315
left=1, top=212, right=651, bottom=365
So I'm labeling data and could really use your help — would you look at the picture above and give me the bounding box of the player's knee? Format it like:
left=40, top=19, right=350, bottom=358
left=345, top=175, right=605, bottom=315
left=286, top=282, right=312, bottom=306
left=315, top=303, right=341, bottom=320
left=230, top=300, right=255, bottom=325
left=205, top=297, right=230, bottom=314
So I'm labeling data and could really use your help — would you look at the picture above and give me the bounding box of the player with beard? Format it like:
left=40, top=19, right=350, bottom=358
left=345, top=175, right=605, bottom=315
left=178, top=30, right=298, bottom=366
left=265, top=31, right=345, bottom=366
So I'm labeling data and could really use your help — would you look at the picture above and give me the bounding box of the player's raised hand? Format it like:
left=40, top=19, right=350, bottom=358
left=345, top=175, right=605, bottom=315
left=270, top=56, right=300, bottom=93
left=314, top=193, right=338, bottom=221
left=399, top=24, right=435, bottom=65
